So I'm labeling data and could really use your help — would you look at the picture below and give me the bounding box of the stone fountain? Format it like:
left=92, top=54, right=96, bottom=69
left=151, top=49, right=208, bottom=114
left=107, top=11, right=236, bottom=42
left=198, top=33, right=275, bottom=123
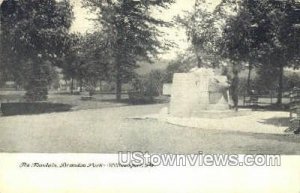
left=168, top=67, right=233, bottom=118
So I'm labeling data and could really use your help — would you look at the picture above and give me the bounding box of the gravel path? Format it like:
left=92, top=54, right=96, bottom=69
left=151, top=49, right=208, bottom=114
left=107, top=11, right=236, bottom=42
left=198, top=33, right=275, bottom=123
left=0, top=104, right=300, bottom=154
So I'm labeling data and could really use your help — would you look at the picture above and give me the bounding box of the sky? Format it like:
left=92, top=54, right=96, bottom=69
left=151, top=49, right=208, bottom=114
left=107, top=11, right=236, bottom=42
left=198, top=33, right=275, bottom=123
left=70, top=0, right=221, bottom=60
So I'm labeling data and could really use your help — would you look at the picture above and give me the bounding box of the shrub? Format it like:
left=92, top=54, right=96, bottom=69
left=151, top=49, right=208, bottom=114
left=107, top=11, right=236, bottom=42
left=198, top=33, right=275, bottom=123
left=1, top=102, right=72, bottom=116
left=128, top=70, right=166, bottom=103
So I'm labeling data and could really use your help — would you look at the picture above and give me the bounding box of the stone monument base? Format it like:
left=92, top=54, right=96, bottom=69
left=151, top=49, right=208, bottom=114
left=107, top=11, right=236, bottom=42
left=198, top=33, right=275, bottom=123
left=169, top=68, right=231, bottom=117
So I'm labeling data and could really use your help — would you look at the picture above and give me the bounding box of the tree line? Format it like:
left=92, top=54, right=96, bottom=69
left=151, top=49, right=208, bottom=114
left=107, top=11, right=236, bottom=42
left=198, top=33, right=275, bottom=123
left=179, top=0, right=300, bottom=105
left=0, top=0, right=174, bottom=101
left=1, top=0, right=300, bottom=105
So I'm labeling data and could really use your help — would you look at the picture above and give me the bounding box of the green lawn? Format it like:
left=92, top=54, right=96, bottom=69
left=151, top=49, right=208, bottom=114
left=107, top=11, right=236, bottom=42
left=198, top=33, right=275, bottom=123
left=0, top=103, right=299, bottom=154
left=0, top=90, right=130, bottom=111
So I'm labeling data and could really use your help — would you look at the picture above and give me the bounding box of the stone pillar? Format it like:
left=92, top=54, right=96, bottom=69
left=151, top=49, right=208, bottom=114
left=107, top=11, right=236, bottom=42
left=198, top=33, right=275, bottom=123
left=169, top=68, right=230, bottom=117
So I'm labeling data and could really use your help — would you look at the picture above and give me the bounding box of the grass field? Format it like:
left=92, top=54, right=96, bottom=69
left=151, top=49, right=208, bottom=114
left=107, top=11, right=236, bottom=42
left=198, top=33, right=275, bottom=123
left=0, top=90, right=299, bottom=154
left=0, top=90, right=130, bottom=111
left=0, top=90, right=291, bottom=111
left=0, top=102, right=299, bottom=154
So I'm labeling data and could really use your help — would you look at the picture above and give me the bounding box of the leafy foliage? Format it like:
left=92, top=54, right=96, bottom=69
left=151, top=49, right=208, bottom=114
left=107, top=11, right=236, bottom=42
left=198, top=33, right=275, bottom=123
left=0, top=0, right=73, bottom=101
left=177, top=0, right=222, bottom=67
left=220, top=0, right=300, bottom=104
left=59, top=32, right=112, bottom=94
left=83, top=0, right=174, bottom=100
left=164, top=50, right=198, bottom=83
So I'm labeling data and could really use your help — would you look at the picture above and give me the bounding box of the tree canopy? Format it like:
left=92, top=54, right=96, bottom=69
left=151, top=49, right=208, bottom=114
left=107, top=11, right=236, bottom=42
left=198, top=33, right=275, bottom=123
left=221, top=0, right=300, bottom=104
left=0, top=0, right=73, bottom=101
left=83, top=0, right=174, bottom=100
left=178, top=0, right=300, bottom=105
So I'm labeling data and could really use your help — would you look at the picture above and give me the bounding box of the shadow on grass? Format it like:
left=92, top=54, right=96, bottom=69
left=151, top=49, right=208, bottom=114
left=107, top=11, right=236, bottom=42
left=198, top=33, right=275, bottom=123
left=258, top=117, right=290, bottom=127
left=239, top=104, right=290, bottom=112
left=247, top=131, right=300, bottom=145
left=99, top=98, right=168, bottom=105
left=99, top=98, right=130, bottom=103
left=51, top=91, right=81, bottom=95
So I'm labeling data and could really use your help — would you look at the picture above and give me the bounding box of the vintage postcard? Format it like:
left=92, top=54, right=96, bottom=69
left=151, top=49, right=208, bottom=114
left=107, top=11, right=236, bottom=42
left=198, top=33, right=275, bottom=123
left=0, top=0, right=300, bottom=192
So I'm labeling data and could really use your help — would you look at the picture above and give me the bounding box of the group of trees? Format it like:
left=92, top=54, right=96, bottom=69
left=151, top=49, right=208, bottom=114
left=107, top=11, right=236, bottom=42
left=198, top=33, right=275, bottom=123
left=1, top=0, right=174, bottom=101
left=223, top=0, right=300, bottom=104
left=1, top=0, right=300, bottom=104
left=1, top=0, right=73, bottom=101
left=83, top=0, right=174, bottom=100
left=59, top=32, right=108, bottom=94
left=176, top=0, right=300, bottom=105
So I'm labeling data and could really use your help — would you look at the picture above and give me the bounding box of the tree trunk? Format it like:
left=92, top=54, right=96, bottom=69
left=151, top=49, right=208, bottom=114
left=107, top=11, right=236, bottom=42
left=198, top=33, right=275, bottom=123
left=25, top=58, right=48, bottom=102
left=70, top=78, right=74, bottom=94
left=277, top=63, right=284, bottom=105
left=231, top=64, right=239, bottom=111
left=99, top=80, right=102, bottom=92
left=246, top=61, right=252, bottom=95
left=79, top=78, right=83, bottom=92
left=116, top=65, right=122, bottom=101
left=194, top=46, right=202, bottom=68
left=232, top=72, right=239, bottom=111
left=196, top=55, right=202, bottom=68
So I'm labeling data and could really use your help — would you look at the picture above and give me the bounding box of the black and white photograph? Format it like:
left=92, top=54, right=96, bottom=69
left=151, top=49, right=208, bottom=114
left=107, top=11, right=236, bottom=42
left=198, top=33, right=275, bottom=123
left=0, top=0, right=300, bottom=192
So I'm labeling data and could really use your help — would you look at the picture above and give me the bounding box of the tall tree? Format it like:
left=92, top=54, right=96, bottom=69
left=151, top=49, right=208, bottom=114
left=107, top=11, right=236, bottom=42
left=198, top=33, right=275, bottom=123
left=0, top=0, right=73, bottom=101
left=84, top=0, right=174, bottom=100
left=178, top=0, right=245, bottom=109
left=61, top=32, right=111, bottom=94
left=177, top=0, right=222, bottom=68
left=80, top=32, right=111, bottom=92
left=60, top=33, right=84, bottom=93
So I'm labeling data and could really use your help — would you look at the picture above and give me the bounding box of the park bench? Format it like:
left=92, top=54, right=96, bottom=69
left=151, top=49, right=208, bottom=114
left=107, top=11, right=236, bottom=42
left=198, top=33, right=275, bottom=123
left=244, top=94, right=259, bottom=107
left=288, top=88, right=300, bottom=134
left=81, top=96, right=93, bottom=101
